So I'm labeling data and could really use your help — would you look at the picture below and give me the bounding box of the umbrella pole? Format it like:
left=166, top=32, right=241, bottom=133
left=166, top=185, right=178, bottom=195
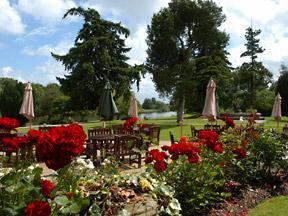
left=277, top=119, right=279, bottom=133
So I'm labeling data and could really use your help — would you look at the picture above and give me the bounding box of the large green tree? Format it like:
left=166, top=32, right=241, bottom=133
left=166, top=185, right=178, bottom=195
left=0, top=78, right=25, bottom=123
left=276, top=64, right=288, bottom=115
left=235, top=27, right=272, bottom=108
left=52, top=7, right=141, bottom=110
left=146, top=0, right=231, bottom=122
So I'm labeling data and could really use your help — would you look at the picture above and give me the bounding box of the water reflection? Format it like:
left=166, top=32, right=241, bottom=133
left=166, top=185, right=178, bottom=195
left=139, top=111, right=176, bottom=119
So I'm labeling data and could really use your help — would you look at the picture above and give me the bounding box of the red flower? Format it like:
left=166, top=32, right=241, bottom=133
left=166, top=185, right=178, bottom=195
left=2, top=137, right=19, bottom=153
left=28, top=129, right=43, bottom=143
left=124, top=117, right=138, bottom=130
left=219, top=162, right=225, bottom=167
left=232, top=147, right=246, bottom=160
left=0, top=117, right=20, bottom=131
left=35, top=123, right=86, bottom=170
left=220, top=115, right=235, bottom=128
left=213, top=142, right=224, bottom=153
left=162, top=137, right=201, bottom=163
left=144, top=156, right=153, bottom=164
left=148, top=149, right=168, bottom=162
left=14, top=136, right=30, bottom=148
left=137, top=123, right=147, bottom=128
left=197, top=130, right=223, bottom=153
left=188, top=154, right=199, bottom=164
left=24, top=200, right=51, bottom=216
left=197, top=130, right=219, bottom=142
left=154, top=161, right=167, bottom=172
left=40, top=179, right=55, bottom=198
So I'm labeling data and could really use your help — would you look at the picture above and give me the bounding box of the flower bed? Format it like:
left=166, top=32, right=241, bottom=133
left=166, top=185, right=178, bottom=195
left=1, top=118, right=288, bottom=215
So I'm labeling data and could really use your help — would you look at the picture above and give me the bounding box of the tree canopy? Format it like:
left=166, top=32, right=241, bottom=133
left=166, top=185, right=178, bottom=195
left=146, top=0, right=231, bottom=122
left=235, top=27, right=273, bottom=108
left=276, top=64, right=288, bottom=115
left=52, top=7, right=141, bottom=110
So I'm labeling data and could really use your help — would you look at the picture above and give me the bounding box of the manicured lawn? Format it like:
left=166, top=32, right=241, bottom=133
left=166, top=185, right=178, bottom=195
left=248, top=196, right=288, bottom=216
left=17, top=115, right=288, bottom=141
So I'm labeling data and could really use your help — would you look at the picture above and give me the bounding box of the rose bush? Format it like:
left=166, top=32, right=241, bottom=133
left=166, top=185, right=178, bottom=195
left=35, top=123, right=86, bottom=170
left=0, top=117, right=20, bottom=132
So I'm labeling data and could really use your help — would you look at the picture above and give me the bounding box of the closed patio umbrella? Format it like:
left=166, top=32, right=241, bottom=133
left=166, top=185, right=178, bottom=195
left=19, top=82, right=34, bottom=125
left=202, top=79, right=217, bottom=121
left=128, top=94, right=138, bottom=118
left=271, top=92, right=282, bottom=130
left=98, top=82, right=119, bottom=121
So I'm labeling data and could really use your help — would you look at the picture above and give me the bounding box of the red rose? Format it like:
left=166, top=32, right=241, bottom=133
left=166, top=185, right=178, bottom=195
left=232, top=147, right=246, bottom=160
left=148, top=149, right=168, bottom=162
left=24, top=200, right=51, bottom=216
left=28, top=129, right=43, bottom=143
left=2, top=137, right=19, bottom=153
left=14, top=136, right=30, bottom=148
left=154, top=161, right=167, bottom=172
left=0, top=117, right=20, bottom=131
left=35, top=123, right=86, bottom=170
left=124, top=117, right=138, bottom=130
left=213, top=142, right=224, bottom=153
left=40, top=179, right=55, bottom=198
left=188, top=154, right=199, bottom=164
left=144, top=156, right=153, bottom=164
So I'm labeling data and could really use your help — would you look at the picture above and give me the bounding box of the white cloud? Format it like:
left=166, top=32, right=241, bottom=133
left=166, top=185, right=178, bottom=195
left=132, top=74, right=162, bottom=103
left=17, top=0, right=77, bottom=24
left=0, top=66, right=14, bottom=77
left=22, top=39, right=73, bottom=56
left=0, top=66, right=26, bottom=83
left=34, top=60, right=67, bottom=84
left=81, top=0, right=169, bottom=31
left=126, top=25, right=147, bottom=65
left=0, top=0, right=25, bottom=34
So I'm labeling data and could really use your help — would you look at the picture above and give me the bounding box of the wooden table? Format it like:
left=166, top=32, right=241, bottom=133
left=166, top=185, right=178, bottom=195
left=90, top=134, right=127, bottom=161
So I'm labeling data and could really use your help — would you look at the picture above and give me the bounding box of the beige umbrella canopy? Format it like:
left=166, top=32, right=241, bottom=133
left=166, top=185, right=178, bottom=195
left=271, top=92, right=282, bottom=120
left=19, top=82, right=34, bottom=120
left=128, top=94, right=138, bottom=118
left=202, top=79, right=217, bottom=121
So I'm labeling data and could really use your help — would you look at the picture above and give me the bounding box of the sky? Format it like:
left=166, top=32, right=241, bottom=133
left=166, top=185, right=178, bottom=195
left=1, top=0, right=288, bottom=103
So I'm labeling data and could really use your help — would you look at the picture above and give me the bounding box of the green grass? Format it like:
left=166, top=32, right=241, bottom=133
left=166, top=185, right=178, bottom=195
left=17, top=115, right=288, bottom=141
left=248, top=196, right=288, bottom=216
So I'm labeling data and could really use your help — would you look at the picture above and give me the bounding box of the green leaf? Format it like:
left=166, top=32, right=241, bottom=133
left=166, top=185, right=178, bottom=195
left=88, top=203, right=101, bottom=215
left=169, top=198, right=181, bottom=211
left=69, top=203, right=81, bottom=214
left=101, top=188, right=109, bottom=195
left=54, top=195, right=69, bottom=206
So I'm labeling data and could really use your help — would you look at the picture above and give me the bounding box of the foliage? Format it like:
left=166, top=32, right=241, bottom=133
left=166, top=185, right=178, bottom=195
left=235, top=27, right=273, bottom=109
left=146, top=0, right=231, bottom=121
left=0, top=78, right=25, bottom=123
left=116, top=93, right=143, bottom=116
left=254, top=89, right=275, bottom=116
left=247, top=130, right=288, bottom=180
left=276, top=64, right=288, bottom=115
left=142, top=98, right=170, bottom=112
left=52, top=7, right=142, bottom=110
left=146, top=136, right=230, bottom=215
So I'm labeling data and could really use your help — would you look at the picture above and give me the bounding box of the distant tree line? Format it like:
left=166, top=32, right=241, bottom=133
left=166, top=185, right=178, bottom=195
left=142, top=98, right=170, bottom=112
left=1, top=2, right=288, bottom=125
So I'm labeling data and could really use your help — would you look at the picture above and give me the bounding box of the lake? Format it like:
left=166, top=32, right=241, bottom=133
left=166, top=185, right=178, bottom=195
left=139, top=111, right=176, bottom=119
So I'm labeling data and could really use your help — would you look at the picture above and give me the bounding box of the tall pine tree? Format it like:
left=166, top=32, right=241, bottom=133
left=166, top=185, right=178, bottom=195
left=52, top=7, right=141, bottom=110
left=236, top=27, right=272, bottom=108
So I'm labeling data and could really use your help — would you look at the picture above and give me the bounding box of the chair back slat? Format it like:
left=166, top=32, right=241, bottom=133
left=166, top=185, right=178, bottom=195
left=88, top=128, right=111, bottom=140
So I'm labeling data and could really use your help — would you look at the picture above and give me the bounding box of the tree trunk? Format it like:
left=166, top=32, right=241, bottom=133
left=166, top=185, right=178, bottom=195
left=176, top=95, right=185, bottom=123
